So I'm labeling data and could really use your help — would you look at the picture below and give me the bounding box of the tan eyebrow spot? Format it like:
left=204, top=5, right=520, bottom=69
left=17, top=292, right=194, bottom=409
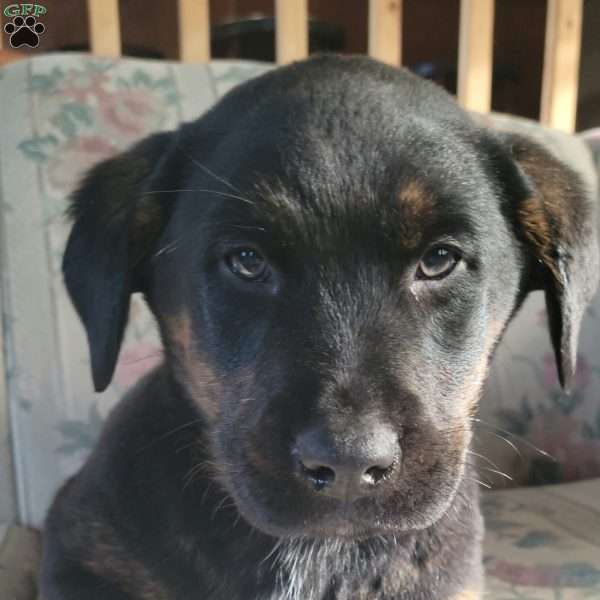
left=396, top=180, right=435, bottom=248
left=397, top=180, right=434, bottom=214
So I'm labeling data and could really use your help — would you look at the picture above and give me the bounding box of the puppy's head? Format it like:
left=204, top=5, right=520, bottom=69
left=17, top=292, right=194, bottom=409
left=64, top=56, right=599, bottom=539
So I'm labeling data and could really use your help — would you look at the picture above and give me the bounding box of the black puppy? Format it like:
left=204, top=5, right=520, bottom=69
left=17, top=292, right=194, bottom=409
left=41, top=55, right=599, bottom=600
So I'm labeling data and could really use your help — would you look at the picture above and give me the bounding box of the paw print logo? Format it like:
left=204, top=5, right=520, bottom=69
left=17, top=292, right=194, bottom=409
left=4, top=15, right=45, bottom=48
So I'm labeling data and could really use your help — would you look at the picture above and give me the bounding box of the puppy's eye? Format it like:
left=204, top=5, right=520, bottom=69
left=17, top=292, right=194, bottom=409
left=226, top=247, right=268, bottom=281
left=416, top=246, right=459, bottom=280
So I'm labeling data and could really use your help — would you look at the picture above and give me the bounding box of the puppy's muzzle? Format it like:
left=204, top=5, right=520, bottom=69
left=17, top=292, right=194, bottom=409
left=293, top=422, right=400, bottom=501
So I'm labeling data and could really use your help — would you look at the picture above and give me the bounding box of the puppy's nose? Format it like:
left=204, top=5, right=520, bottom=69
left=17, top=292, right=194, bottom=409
left=294, top=424, right=400, bottom=500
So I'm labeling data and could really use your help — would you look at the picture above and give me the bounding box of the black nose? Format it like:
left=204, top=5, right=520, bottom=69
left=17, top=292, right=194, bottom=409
left=294, top=423, right=400, bottom=500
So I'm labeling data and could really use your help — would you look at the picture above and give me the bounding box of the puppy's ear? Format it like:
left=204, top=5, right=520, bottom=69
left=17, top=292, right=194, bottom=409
left=497, top=133, right=599, bottom=390
left=63, top=132, right=175, bottom=392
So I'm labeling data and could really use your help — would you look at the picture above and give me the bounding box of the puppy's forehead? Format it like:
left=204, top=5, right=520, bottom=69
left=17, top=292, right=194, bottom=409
left=183, top=65, right=498, bottom=248
left=221, top=121, right=491, bottom=242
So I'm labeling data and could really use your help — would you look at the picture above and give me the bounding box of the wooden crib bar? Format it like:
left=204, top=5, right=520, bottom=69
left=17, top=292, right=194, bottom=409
left=457, top=0, right=495, bottom=114
left=541, top=0, right=583, bottom=133
left=82, top=0, right=583, bottom=133
left=275, top=0, right=309, bottom=64
left=178, top=0, right=211, bottom=63
left=87, top=0, right=121, bottom=58
left=368, top=0, right=403, bottom=67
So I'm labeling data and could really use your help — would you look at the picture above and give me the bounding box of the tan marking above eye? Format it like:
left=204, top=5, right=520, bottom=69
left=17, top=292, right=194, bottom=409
left=397, top=180, right=434, bottom=215
left=395, top=180, right=435, bottom=248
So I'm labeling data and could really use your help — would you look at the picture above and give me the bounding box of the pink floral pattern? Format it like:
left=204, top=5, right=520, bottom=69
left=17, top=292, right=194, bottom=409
left=542, top=353, right=592, bottom=390
left=526, top=408, right=600, bottom=482
left=45, top=135, right=117, bottom=192
left=493, top=348, right=600, bottom=485
left=113, top=342, right=163, bottom=390
left=19, top=59, right=179, bottom=195
left=482, top=483, right=600, bottom=598
left=98, top=87, right=167, bottom=140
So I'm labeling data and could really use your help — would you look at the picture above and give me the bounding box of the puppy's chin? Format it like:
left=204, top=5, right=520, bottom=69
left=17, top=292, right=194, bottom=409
left=218, top=460, right=467, bottom=541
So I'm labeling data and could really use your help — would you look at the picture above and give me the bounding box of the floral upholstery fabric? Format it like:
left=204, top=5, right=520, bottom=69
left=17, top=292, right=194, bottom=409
left=0, top=53, right=599, bottom=546
left=483, top=478, right=600, bottom=599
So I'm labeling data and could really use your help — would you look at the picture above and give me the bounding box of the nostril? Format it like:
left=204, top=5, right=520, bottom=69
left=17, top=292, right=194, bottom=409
left=362, top=462, right=395, bottom=486
left=294, top=424, right=400, bottom=497
left=299, top=461, right=336, bottom=491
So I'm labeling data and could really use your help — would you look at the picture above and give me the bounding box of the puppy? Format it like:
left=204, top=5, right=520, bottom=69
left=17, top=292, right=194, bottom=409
left=40, top=55, right=599, bottom=600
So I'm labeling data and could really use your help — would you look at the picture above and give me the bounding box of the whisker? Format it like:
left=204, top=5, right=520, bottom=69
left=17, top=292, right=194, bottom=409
left=463, top=476, right=492, bottom=489
left=135, top=418, right=205, bottom=454
left=198, top=480, right=216, bottom=507
left=479, top=466, right=513, bottom=481
left=261, top=539, right=285, bottom=568
left=485, top=430, right=524, bottom=461
left=142, top=188, right=255, bottom=205
left=176, top=143, right=250, bottom=198
left=466, top=449, right=501, bottom=470
left=183, top=465, right=207, bottom=492
left=210, top=495, right=236, bottom=521
left=154, top=239, right=179, bottom=257
left=466, top=459, right=512, bottom=484
left=152, top=220, right=267, bottom=259
left=175, top=439, right=200, bottom=455
left=472, top=418, right=555, bottom=461
left=231, top=512, right=242, bottom=529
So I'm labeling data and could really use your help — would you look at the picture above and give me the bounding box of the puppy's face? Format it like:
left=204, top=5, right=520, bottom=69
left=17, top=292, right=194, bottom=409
left=64, top=56, right=599, bottom=540
left=155, top=124, right=520, bottom=538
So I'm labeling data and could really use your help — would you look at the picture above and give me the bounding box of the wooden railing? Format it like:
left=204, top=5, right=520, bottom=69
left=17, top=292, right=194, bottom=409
left=83, top=0, right=583, bottom=133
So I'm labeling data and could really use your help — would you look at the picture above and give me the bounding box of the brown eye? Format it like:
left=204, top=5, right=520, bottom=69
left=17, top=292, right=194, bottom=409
left=417, top=246, right=459, bottom=280
left=226, top=248, right=268, bottom=281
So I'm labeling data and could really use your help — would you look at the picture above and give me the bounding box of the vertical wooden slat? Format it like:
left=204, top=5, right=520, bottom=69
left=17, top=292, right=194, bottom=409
left=457, top=0, right=495, bottom=113
left=275, top=0, right=309, bottom=64
left=178, top=0, right=210, bottom=62
left=87, top=0, right=121, bottom=57
left=368, top=0, right=402, bottom=66
left=540, top=0, right=583, bottom=132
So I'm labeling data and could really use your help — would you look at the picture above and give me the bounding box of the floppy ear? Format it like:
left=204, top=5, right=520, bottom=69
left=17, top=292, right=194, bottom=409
left=497, top=133, right=599, bottom=390
left=63, top=131, right=175, bottom=392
